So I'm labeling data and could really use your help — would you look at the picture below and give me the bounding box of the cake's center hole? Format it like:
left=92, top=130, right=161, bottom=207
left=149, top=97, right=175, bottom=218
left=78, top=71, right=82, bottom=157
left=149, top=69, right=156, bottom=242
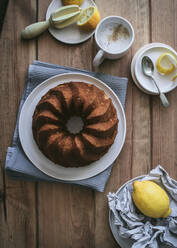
left=66, top=116, right=84, bottom=134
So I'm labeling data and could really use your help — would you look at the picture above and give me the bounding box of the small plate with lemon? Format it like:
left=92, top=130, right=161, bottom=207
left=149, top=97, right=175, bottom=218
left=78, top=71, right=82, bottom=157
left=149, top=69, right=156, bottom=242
left=46, top=0, right=100, bottom=44
left=131, top=43, right=177, bottom=95
left=108, top=166, right=177, bottom=248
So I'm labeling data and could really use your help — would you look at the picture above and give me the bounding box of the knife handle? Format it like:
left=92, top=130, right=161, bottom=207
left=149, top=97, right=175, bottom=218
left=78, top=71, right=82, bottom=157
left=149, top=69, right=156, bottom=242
left=21, top=20, right=50, bottom=39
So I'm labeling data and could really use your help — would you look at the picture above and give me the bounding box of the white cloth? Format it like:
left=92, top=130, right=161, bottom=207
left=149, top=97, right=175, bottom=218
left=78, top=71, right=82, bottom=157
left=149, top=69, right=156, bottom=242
left=108, top=165, right=177, bottom=247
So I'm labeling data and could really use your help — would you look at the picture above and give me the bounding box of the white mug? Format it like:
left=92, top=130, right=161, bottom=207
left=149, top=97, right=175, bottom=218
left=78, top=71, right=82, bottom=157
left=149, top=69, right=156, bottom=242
left=93, top=16, right=134, bottom=67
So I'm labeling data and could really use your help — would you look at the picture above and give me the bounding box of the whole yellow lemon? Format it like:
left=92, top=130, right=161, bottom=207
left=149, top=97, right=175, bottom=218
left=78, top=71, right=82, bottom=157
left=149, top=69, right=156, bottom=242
left=132, top=180, right=171, bottom=218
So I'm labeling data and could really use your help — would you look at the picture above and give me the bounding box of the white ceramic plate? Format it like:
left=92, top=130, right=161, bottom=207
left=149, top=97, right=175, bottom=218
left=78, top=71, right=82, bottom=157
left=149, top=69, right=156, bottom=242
left=131, top=43, right=177, bottom=95
left=19, top=73, right=126, bottom=181
left=109, top=174, right=172, bottom=248
left=46, top=0, right=96, bottom=44
left=131, top=43, right=158, bottom=95
left=134, top=44, right=177, bottom=94
left=109, top=176, right=145, bottom=248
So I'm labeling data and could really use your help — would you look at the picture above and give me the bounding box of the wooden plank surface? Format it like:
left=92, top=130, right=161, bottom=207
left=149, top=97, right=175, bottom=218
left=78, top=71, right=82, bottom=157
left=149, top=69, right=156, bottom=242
left=37, top=1, right=95, bottom=247
left=151, top=0, right=177, bottom=180
left=0, top=0, right=177, bottom=247
left=94, top=1, right=151, bottom=247
left=0, top=0, right=37, bottom=247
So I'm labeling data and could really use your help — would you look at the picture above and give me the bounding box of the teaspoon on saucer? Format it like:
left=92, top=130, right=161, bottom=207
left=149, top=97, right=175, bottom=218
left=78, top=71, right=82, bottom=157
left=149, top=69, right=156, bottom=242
left=142, top=56, right=170, bottom=108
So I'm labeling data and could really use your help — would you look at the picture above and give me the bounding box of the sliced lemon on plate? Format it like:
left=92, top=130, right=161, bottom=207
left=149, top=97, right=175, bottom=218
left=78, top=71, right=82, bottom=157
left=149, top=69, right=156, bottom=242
left=77, top=6, right=100, bottom=31
left=156, top=52, right=177, bottom=75
left=50, top=5, right=81, bottom=29
left=62, top=0, right=83, bottom=6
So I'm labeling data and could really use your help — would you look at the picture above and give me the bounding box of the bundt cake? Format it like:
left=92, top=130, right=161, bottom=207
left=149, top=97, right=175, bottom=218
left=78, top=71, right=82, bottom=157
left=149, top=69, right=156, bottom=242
left=32, top=82, right=118, bottom=167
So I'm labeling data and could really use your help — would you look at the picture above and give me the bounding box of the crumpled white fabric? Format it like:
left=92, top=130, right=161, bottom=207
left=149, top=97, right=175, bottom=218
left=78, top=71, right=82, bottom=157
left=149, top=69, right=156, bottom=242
left=108, top=165, right=177, bottom=248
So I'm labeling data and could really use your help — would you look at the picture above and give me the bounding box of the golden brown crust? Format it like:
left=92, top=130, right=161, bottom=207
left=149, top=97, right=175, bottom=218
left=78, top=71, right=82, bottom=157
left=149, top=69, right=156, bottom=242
left=32, top=82, right=118, bottom=167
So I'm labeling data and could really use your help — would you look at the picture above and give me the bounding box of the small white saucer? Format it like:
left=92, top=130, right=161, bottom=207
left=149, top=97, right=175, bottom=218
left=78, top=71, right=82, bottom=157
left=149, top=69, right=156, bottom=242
left=131, top=43, right=177, bottom=95
left=131, top=44, right=153, bottom=94
left=46, top=0, right=96, bottom=44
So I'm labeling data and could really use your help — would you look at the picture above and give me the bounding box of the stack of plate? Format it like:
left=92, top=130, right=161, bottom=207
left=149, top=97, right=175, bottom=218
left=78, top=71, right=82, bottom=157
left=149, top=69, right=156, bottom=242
left=131, top=43, right=177, bottom=95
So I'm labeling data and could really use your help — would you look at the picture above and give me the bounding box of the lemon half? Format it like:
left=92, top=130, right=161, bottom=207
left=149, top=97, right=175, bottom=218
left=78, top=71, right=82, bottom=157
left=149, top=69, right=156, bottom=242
left=132, top=180, right=171, bottom=218
left=156, top=53, right=177, bottom=75
left=77, top=6, right=100, bottom=31
left=50, top=5, right=81, bottom=29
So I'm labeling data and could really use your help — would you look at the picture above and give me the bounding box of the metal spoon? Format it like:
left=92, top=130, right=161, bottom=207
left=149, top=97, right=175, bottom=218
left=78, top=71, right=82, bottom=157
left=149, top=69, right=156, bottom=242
left=142, top=56, right=170, bottom=108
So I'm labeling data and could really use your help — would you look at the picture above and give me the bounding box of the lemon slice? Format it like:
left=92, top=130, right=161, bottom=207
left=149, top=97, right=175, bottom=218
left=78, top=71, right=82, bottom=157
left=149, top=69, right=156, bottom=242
left=77, top=6, right=100, bottom=31
left=171, top=73, right=177, bottom=82
left=50, top=5, right=81, bottom=29
left=62, top=0, right=83, bottom=6
left=156, top=52, right=177, bottom=75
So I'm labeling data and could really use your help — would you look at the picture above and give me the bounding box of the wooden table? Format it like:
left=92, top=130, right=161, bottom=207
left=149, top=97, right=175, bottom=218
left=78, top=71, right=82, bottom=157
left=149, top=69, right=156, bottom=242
left=0, top=0, right=177, bottom=247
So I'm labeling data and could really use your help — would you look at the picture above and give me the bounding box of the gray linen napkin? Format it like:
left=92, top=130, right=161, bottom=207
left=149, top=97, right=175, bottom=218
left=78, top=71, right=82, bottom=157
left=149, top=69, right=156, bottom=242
left=5, top=61, right=128, bottom=192
left=108, top=165, right=177, bottom=247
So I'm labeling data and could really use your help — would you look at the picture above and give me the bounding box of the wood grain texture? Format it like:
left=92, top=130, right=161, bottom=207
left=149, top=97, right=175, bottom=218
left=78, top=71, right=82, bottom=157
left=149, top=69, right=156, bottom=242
left=94, top=1, right=151, bottom=247
left=0, top=0, right=37, bottom=247
left=0, top=0, right=177, bottom=247
left=37, top=1, right=95, bottom=247
left=151, top=0, right=177, bottom=179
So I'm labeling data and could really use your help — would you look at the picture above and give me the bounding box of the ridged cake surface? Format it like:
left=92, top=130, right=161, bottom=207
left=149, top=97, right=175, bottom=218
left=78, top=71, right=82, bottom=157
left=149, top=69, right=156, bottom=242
left=32, top=82, right=118, bottom=167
